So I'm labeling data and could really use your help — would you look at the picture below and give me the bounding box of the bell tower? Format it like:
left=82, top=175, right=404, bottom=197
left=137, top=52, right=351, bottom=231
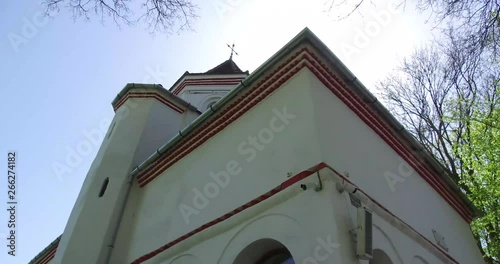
left=53, top=84, right=200, bottom=264
left=171, top=54, right=249, bottom=112
left=53, top=54, right=248, bottom=264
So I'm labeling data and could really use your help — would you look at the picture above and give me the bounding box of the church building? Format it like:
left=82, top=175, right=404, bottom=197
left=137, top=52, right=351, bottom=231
left=30, top=28, right=484, bottom=264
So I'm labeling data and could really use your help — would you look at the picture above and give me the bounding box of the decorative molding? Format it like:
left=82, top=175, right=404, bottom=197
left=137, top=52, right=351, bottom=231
left=113, top=92, right=185, bottom=114
left=34, top=244, right=57, bottom=264
left=131, top=163, right=320, bottom=264
left=172, top=77, right=245, bottom=95
left=135, top=47, right=473, bottom=223
left=131, top=163, right=460, bottom=264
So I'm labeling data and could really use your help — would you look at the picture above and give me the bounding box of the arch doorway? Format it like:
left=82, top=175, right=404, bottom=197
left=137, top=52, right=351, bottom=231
left=233, top=239, right=295, bottom=264
left=369, top=249, right=393, bottom=264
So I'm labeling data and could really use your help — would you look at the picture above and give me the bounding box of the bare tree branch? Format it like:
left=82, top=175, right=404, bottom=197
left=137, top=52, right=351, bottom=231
left=42, top=0, right=198, bottom=33
left=325, top=0, right=500, bottom=55
left=378, top=28, right=500, bottom=262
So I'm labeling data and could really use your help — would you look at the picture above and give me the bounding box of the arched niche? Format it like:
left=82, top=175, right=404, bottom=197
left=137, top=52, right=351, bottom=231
left=217, top=214, right=308, bottom=263
left=233, top=238, right=295, bottom=264
left=168, top=254, right=202, bottom=264
left=411, top=255, right=430, bottom=264
left=372, top=224, right=404, bottom=263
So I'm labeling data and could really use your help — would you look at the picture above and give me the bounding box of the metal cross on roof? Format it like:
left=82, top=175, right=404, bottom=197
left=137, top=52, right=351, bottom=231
left=227, top=43, right=239, bottom=60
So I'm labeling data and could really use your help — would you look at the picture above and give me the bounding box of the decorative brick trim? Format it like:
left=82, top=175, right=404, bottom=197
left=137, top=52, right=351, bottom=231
left=114, top=92, right=185, bottom=113
left=172, top=78, right=246, bottom=95
left=135, top=47, right=473, bottom=223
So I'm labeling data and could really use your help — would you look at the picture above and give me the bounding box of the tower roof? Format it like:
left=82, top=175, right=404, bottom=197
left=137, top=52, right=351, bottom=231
left=168, top=59, right=249, bottom=94
left=204, top=59, right=247, bottom=75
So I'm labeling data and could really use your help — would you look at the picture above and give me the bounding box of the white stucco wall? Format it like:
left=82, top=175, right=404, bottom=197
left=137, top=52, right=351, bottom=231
left=114, top=167, right=459, bottom=264
left=54, top=98, right=156, bottom=264
left=54, top=95, right=199, bottom=264
left=111, top=67, right=324, bottom=263
left=108, top=66, right=481, bottom=264
left=174, top=73, right=247, bottom=111
left=168, top=172, right=457, bottom=264
left=177, top=84, right=235, bottom=111
left=107, top=66, right=480, bottom=263
left=133, top=100, right=199, bottom=165
left=304, top=67, right=483, bottom=263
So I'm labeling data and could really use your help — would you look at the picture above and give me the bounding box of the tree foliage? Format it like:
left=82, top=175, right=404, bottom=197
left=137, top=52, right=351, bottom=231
left=378, top=38, right=499, bottom=261
left=375, top=11, right=500, bottom=264
left=454, top=87, right=500, bottom=261
left=379, top=32, right=498, bottom=181
left=42, top=0, right=198, bottom=33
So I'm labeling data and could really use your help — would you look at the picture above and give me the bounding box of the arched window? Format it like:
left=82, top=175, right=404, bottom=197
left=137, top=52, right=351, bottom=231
left=234, top=239, right=294, bottom=264
left=207, top=101, right=217, bottom=109
left=369, top=249, right=393, bottom=264
left=202, top=96, right=222, bottom=111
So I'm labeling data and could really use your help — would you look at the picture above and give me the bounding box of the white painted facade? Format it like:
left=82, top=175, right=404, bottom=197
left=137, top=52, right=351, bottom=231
left=175, top=73, right=248, bottom=112
left=31, top=28, right=483, bottom=264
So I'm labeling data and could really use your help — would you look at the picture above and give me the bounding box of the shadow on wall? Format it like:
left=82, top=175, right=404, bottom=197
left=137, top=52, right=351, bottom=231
left=369, top=249, right=393, bottom=264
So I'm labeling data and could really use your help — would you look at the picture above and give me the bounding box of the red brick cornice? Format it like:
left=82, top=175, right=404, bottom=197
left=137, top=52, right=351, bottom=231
left=171, top=77, right=245, bottom=95
left=135, top=47, right=473, bottom=223
left=113, top=92, right=185, bottom=114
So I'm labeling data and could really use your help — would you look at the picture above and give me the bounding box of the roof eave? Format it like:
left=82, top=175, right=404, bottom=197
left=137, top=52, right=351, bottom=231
left=129, top=27, right=480, bottom=219
left=111, top=83, right=201, bottom=114
left=301, top=29, right=481, bottom=218
left=130, top=29, right=312, bottom=177
left=28, top=235, right=61, bottom=264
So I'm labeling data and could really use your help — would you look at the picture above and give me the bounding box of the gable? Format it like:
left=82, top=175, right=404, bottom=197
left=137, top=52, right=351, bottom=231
left=134, top=29, right=476, bottom=223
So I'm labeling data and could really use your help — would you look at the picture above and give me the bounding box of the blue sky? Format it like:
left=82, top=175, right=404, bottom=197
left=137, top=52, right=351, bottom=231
left=0, top=0, right=433, bottom=263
